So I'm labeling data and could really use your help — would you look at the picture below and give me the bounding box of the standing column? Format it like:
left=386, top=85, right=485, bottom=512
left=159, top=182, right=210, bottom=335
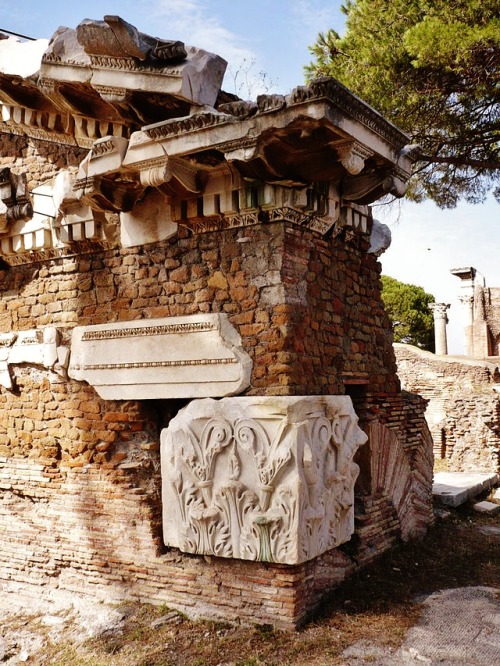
left=458, top=294, right=474, bottom=356
left=450, top=267, right=476, bottom=356
left=429, top=303, right=450, bottom=355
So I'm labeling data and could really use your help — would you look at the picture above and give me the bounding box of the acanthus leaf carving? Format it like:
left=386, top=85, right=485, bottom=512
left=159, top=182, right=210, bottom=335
left=336, top=141, right=374, bottom=175
left=161, top=396, right=367, bottom=565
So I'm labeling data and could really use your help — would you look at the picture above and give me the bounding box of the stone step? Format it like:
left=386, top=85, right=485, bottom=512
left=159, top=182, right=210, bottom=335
left=473, top=500, right=500, bottom=516
left=433, top=472, right=499, bottom=507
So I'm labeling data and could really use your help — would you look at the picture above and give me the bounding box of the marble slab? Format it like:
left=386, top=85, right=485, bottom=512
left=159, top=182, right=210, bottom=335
left=68, top=314, right=252, bottom=399
left=433, top=472, right=499, bottom=507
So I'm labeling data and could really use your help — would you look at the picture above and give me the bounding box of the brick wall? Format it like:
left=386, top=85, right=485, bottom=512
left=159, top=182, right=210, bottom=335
left=395, top=344, right=500, bottom=473
left=0, top=134, right=434, bottom=628
left=485, top=287, right=500, bottom=355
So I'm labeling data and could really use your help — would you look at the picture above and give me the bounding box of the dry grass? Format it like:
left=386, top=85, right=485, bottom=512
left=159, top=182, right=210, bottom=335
left=9, top=505, right=500, bottom=666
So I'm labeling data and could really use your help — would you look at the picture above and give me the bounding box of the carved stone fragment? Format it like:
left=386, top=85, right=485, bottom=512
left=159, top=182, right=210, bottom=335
left=76, top=16, right=187, bottom=63
left=0, top=168, right=33, bottom=225
left=0, top=327, right=68, bottom=389
left=368, top=219, right=392, bottom=257
left=161, top=395, right=367, bottom=564
left=68, top=314, right=253, bottom=400
left=120, top=188, right=177, bottom=248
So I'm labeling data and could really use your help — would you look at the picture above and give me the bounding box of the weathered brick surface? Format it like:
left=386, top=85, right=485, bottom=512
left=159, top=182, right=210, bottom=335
left=0, top=133, right=433, bottom=628
left=395, top=344, right=500, bottom=473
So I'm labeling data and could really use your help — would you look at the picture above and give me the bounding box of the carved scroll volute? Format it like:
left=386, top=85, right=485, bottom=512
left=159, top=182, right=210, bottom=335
left=0, top=168, right=33, bottom=223
left=306, top=417, right=336, bottom=508
left=234, top=418, right=292, bottom=511
left=139, top=157, right=201, bottom=194
left=336, top=142, right=373, bottom=175
left=139, top=165, right=171, bottom=188
left=179, top=417, right=232, bottom=506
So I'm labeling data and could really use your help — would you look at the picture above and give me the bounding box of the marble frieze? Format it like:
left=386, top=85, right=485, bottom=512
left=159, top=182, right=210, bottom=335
left=68, top=314, right=252, bottom=399
left=161, top=395, right=367, bottom=565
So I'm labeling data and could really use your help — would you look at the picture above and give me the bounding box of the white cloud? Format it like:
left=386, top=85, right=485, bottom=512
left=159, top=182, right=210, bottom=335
left=139, top=0, right=275, bottom=96
left=290, top=0, right=345, bottom=41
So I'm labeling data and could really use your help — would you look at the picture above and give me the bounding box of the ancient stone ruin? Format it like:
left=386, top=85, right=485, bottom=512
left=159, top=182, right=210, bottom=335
left=0, top=17, right=434, bottom=628
left=451, top=266, right=500, bottom=359
left=395, top=268, right=500, bottom=475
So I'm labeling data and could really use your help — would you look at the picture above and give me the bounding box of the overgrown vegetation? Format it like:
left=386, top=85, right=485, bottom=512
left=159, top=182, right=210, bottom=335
left=306, top=0, right=500, bottom=207
left=381, top=275, right=435, bottom=350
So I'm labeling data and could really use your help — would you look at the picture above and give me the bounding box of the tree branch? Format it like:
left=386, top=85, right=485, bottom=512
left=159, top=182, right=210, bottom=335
left=416, top=155, right=500, bottom=170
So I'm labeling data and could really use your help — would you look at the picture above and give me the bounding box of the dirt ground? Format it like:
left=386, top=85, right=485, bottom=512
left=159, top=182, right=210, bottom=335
left=0, top=503, right=498, bottom=666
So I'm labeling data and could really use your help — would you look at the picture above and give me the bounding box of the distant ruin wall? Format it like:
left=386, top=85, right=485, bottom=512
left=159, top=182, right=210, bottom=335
left=394, top=344, right=500, bottom=473
left=484, top=287, right=500, bottom=356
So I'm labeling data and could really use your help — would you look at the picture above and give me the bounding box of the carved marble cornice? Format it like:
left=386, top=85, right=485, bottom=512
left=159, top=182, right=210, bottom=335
left=174, top=181, right=340, bottom=238
left=288, top=77, right=409, bottom=150
left=0, top=171, right=120, bottom=266
left=256, top=94, right=286, bottom=114
left=143, top=112, right=234, bottom=140
left=69, top=314, right=252, bottom=399
left=217, top=100, right=257, bottom=120
left=0, top=239, right=116, bottom=266
left=0, top=18, right=417, bottom=256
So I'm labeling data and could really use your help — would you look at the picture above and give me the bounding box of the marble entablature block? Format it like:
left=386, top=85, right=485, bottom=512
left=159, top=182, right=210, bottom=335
left=68, top=314, right=253, bottom=400
left=161, top=396, right=367, bottom=565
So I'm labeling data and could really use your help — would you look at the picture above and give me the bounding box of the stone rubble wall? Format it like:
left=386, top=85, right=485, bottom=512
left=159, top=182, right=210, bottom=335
left=484, top=287, right=500, bottom=355
left=0, top=134, right=434, bottom=628
left=394, top=344, right=500, bottom=473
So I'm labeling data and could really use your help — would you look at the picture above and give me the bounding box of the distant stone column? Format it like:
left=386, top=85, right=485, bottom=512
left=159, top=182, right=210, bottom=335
left=450, top=267, right=476, bottom=356
left=429, top=303, right=450, bottom=355
left=458, top=294, right=474, bottom=356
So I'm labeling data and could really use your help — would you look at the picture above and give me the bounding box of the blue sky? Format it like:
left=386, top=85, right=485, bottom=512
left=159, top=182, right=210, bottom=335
left=1, top=1, right=498, bottom=353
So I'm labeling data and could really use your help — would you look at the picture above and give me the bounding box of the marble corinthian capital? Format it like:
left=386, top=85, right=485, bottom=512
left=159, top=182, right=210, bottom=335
left=161, top=396, right=367, bottom=565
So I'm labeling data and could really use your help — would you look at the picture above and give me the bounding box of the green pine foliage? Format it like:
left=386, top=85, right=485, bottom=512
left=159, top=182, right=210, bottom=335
left=306, top=0, right=500, bottom=208
left=381, top=275, right=435, bottom=350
